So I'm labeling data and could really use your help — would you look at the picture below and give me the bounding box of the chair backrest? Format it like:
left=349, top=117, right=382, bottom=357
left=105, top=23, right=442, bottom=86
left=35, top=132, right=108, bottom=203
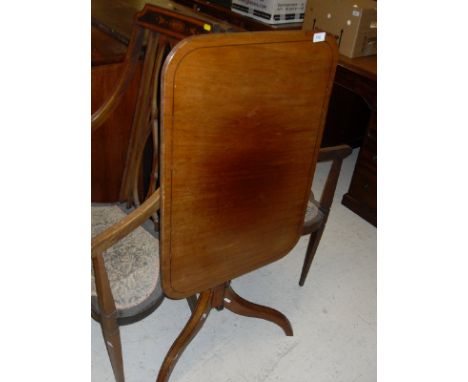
left=117, top=4, right=235, bottom=207
left=92, top=3, right=235, bottom=206
left=160, top=30, right=338, bottom=299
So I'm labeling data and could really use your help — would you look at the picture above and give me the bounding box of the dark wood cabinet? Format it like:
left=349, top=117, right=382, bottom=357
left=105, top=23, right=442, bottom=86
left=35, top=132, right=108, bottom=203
left=336, top=58, right=377, bottom=226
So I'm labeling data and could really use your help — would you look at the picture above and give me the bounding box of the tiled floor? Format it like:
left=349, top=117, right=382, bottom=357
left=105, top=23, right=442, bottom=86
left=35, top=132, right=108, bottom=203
left=91, top=149, right=377, bottom=382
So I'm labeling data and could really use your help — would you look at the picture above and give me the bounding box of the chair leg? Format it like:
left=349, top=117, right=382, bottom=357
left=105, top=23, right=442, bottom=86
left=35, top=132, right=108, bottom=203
left=223, top=285, right=293, bottom=336
left=299, top=226, right=325, bottom=287
left=100, top=313, right=125, bottom=382
left=156, top=290, right=213, bottom=382
left=93, top=254, right=125, bottom=382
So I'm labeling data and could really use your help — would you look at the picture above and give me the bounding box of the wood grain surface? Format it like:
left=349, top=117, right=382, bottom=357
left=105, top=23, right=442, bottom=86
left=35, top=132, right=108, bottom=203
left=91, top=60, right=143, bottom=202
left=160, top=31, right=338, bottom=298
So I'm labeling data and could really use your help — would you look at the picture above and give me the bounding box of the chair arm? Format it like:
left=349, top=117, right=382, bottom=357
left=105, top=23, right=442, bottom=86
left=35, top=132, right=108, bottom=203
left=91, top=27, right=145, bottom=133
left=91, top=188, right=161, bottom=258
left=318, top=144, right=352, bottom=162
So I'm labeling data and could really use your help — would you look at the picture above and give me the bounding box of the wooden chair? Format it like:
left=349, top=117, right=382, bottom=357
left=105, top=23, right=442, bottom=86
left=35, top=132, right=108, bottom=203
left=91, top=25, right=165, bottom=382
left=91, top=5, right=228, bottom=382
left=157, top=30, right=339, bottom=381
left=299, top=144, right=352, bottom=286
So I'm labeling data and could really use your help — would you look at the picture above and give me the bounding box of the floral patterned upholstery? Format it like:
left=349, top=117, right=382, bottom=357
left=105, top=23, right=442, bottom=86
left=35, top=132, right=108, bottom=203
left=91, top=205, right=162, bottom=315
left=304, top=198, right=323, bottom=224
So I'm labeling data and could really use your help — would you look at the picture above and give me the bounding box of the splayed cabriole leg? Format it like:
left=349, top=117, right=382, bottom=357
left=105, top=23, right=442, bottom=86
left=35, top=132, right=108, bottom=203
left=157, top=282, right=293, bottom=381
left=156, top=290, right=213, bottom=382
left=223, top=285, right=293, bottom=336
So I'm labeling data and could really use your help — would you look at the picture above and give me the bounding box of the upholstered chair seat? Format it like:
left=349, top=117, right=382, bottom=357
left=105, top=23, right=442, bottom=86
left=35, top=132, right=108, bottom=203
left=91, top=205, right=163, bottom=322
left=304, top=196, right=324, bottom=227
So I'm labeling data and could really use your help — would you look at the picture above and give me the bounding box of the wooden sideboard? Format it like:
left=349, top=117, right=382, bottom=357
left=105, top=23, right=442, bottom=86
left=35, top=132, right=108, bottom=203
left=91, top=0, right=377, bottom=225
left=336, top=56, right=377, bottom=226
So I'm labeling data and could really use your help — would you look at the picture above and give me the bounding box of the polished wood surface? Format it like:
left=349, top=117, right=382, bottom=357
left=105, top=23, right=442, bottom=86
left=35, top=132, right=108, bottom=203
left=92, top=27, right=146, bottom=134
left=165, top=2, right=377, bottom=225
left=223, top=284, right=293, bottom=335
left=91, top=40, right=143, bottom=202
left=92, top=6, right=234, bottom=379
left=91, top=0, right=356, bottom=286
left=171, top=0, right=377, bottom=154
left=91, top=0, right=237, bottom=203
left=92, top=0, right=377, bottom=224
left=92, top=11, right=341, bottom=380
left=160, top=31, right=338, bottom=298
left=156, top=289, right=213, bottom=382
left=118, top=31, right=167, bottom=207
left=118, top=2, right=238, bottom=208
left=156, top=282, right=292, bottom=382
